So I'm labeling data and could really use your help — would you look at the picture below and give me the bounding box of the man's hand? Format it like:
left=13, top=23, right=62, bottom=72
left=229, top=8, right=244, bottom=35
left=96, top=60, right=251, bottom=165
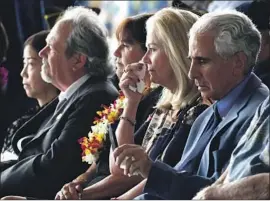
left=55, top=181, right=83, bottom=200
left=113, top=144, right=153, bottom=178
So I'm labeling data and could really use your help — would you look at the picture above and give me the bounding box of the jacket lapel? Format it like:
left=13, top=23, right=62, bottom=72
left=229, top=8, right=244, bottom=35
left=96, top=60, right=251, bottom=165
left=31, top=100, right=70, bottom=141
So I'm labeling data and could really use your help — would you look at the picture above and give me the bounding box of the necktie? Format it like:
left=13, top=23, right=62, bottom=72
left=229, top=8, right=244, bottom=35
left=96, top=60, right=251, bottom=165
left=202, top=104, right=221, bottom=135
left=197, top=104, right=222, bottom=176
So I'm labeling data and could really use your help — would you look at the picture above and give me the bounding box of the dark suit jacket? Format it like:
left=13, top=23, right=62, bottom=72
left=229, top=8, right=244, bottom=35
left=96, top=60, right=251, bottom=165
left=0, top=76, right=118, bottom=199
left=142, top=73, right=269, bottom=200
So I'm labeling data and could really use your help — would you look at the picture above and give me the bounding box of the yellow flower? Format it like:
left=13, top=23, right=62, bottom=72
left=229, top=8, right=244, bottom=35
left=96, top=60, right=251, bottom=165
left=78, top=93, right=126, bottom=164
left=84, top=149, right=91, bottom=155
left=107, top=110, right=119, bottom=123
left=95, top=133, right=104, bottom=142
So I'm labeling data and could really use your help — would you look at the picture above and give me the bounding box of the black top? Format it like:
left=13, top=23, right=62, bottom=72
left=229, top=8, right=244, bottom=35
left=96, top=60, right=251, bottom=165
left=1, top=104, right=40, bottom=153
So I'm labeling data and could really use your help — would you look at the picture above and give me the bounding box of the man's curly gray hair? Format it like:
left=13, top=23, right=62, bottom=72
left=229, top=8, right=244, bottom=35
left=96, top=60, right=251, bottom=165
left=57, top=6, right=113, bottom=77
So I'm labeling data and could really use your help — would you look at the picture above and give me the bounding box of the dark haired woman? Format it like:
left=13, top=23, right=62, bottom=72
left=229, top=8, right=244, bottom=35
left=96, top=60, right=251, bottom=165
left=1, top=30, right=59, bottom=161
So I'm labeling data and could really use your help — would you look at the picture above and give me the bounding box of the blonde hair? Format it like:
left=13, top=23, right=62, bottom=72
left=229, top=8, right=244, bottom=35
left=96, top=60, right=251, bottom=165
left=146, top=7, right=200, bottom=111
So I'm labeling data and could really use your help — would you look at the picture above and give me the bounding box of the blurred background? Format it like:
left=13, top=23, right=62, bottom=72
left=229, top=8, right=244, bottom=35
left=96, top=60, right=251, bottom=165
left=0, top=0, right=172, bottom=150
left=0, top=0, right=264, bottom=150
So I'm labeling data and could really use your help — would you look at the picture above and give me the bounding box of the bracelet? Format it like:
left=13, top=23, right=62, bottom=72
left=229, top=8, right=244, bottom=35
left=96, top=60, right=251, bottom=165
left=119, top=116, right=136, bottom=127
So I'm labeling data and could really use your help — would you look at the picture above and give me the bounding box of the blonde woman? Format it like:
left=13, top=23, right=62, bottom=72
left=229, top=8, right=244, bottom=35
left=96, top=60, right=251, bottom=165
left=112, top=7, right=209, bottom=199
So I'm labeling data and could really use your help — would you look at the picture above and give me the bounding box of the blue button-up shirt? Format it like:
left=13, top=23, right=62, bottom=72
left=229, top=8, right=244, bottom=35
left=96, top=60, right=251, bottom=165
left=216, top=74, right=252, bottom=118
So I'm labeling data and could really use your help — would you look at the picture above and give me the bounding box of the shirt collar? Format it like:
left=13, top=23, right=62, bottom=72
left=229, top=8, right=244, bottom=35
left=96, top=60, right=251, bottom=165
left=216, top=73, right=252, bottom=118
left=58, top=74, right=90, bottom=102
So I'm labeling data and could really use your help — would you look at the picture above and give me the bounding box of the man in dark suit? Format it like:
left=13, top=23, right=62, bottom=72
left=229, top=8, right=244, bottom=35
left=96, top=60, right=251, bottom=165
left=0, top=6, right=118, bottom=199
left=112, top=10, right=269, bottom=199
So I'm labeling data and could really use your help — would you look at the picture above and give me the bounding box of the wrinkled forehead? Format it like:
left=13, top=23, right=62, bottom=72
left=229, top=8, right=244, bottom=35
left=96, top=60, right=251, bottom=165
left=188, top=32, right=216, bottom=56
left=188, top=34, right=197, bottom=51
left=46, top=21, right=71, bottom=45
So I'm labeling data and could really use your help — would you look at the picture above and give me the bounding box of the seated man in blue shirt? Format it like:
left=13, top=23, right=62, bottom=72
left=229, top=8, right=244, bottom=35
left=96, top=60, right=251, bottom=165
left=112, top=10, right=269, bottom=199
left=194, top=96, right=269, bottom=200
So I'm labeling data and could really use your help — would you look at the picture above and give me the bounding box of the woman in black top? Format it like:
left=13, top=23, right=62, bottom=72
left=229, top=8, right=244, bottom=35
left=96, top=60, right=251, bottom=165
left=1, top=30, right=59, bottom=160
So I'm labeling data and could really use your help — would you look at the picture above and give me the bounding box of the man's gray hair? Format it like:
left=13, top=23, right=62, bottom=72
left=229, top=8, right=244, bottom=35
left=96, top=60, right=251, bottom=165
left=189, top=10, right=261, bottom=73
left=58, top=6, right=113, bottom=77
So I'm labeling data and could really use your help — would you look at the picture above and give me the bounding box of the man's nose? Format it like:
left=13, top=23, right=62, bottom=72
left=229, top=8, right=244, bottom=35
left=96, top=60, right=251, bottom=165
left=188, top=60, right=198, bottom=80
left=39, top=45, right=48, bottom=58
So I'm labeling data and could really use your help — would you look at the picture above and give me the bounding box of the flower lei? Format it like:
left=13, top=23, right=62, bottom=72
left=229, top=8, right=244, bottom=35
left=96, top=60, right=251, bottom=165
left=78, top=91, right=126, bottom=164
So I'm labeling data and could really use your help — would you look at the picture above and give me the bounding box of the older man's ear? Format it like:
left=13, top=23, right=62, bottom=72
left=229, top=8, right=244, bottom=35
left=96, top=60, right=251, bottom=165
left=72, top=53, right=87, bottom=71
left=232, top=51, right=248, bottom=77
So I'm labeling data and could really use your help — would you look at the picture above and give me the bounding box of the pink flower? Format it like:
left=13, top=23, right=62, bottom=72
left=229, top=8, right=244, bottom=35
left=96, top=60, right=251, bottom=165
left=0, top=66, right=8, bottom=87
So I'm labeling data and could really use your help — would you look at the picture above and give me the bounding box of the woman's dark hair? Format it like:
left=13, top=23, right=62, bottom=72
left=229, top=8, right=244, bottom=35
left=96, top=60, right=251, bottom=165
left=24, top=30, right=49, bottom=53
left=115, top=13, right=153, bottom=51
left=0, top=21, right=9, bottom=63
